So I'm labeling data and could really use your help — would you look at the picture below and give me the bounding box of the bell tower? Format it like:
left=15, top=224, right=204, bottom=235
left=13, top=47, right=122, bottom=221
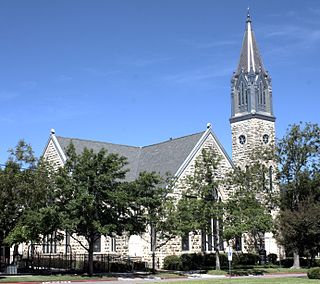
left=230, top=11, right=276, bottom=167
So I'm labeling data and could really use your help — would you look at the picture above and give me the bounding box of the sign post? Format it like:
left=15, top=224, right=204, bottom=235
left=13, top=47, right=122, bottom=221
left=227, top=246, right=233, bottom=279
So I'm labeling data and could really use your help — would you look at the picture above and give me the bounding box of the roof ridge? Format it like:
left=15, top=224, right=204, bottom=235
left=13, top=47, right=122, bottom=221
left=56, top=136, right=140, bottom=149
left=56, top=131, right=205, bottom=150
left=141, top=131, right=205, bottom=149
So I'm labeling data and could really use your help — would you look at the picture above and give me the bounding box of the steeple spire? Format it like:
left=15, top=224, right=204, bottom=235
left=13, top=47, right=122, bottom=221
left=237, top=10, right=265, bottom=75
left=230, top=11, right=275, bottom=122
left=230, top=11, right=276, bottom=179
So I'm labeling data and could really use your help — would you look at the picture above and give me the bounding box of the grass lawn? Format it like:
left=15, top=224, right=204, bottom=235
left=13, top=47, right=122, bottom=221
left=208, top=267, right=309, bottom=276
left=163, top=278, right=314, bottom=284
left=0, top=275, right=113, bottom=283
left=0, top=275, right=314, bottom=284
left=0, top=268, right=312, bottom=283
left=0, top=272, right=184, bottom=283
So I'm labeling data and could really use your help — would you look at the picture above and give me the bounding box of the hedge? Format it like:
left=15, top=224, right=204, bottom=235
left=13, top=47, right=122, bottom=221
left=163, top=252, right=260, bottom=271
left=308, top=267, right=320, bottom=279
left=163, top=255, right=182, bottom=270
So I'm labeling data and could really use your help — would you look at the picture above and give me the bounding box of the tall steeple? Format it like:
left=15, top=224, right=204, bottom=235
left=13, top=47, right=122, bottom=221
left=230, top=11, right=276, bottom=167
left=230, top=10, right=275, bottom=123
left=236, top=9, right=265, bottom=74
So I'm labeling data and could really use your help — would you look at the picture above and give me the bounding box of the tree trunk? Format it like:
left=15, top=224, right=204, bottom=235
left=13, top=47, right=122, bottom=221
left=214, top=220, right=220, bottom=270
left=13, top=245, right=19, bottom=265
left=151, top=224, right=156, bottom=274
left=311, top=254, right=316, bottom=268
left=291, top=250, right=300, bottom=269
left=88, top=240, right=94, bottom=276
left=215, top=249, right=220, bottom=270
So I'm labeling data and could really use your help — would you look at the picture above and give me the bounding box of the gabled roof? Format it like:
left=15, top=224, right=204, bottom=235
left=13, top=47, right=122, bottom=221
left=55, top=131, right=205, bottom=181
left=56, top=136, right=141, bottom=181
left=236, top=11, right=266, bottom=75
left=138, top=132, right=204, bottom=177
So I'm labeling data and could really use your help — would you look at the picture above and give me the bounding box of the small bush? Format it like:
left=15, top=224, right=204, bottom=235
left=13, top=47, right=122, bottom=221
left=218, top=253, right=228, bottom=268
left=236, top=253, right=259, bottom=266
left=267, top=253, right=277, bottom=264
left=203, top=253, right=216, bottom=267
left=276, top=257, right=309, bottom=268
left=180, top=253, right=203, bottom=270
left=163, top=255, right=182, bottom=270
left=314, top=258, right=320, bottom=267
left=308, top=267, right=320, bottom=279
left=132, top=261, right=146, bottom=271
left=180, top=253, right=228, bottom=270
left=109, top=262, right=131, bottom=272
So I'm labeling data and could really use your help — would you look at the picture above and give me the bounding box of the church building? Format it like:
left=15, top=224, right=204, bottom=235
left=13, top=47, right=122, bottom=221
left=37, top=12, right=278, bottom=268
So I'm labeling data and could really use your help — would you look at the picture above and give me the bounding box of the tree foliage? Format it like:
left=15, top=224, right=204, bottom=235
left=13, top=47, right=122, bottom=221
left=176, top=148, right=223, bottom=269
left=131, top=171, right=177, bottom=272
left=54, top=143, right=146, bottom=275
left=224, top=146, right=276, bottom=253
left=275, top=122, right=320, bottom=267
left=1, top=141, right=56, bottom=249
left=132, top=171, right=177, bottom=249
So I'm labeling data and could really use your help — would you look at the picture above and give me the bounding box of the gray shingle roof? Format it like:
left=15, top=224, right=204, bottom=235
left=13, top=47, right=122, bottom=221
left=56, top=132, right=204, bottom=181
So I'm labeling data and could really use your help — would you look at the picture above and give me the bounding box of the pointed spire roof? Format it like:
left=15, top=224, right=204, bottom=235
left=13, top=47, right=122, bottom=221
left=236, top=9, right=265, bottom=75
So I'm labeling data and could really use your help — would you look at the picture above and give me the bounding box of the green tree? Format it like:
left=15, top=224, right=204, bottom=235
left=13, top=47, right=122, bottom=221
left=276, top=196, right=320, bottom=266
left=224, top=160, right=275, bottom=253
left=1, top=141, right=56, bottom=261
left=54, top=143, right=144, bottom=275
left=176, top=148, right=223, bottom=270
left=132, top=171, right=176, bottom=273
left=275, top=122, right=320, bottom=268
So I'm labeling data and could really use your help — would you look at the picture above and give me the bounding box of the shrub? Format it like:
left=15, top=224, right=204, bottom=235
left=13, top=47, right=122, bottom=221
left=180, top=253, right=202, bottom=270
left=276, top=257, right=309, bottom=268
left=236, top=253, right=259, bottom=266
left=307, top=267, right=320, bottom=279
left=163, top=255, right=182, bottom=270
left=314, top=259, right=320, bottom=267
left=267, top=253, right=277, bottom=264
left=203, top=253, right=215, bottom=267
left=132, top=261, right=146, bottom=271
left=109, top=262, right=131, bottom=272
left=180, top=253, right=227, bottom=270
left=217, top=253, right=228, bottom=268
left=206, top=253, right=229, bottom=268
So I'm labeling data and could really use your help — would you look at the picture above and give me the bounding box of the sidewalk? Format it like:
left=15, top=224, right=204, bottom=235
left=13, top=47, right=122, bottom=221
left=0, top=271, right=308, bottom=284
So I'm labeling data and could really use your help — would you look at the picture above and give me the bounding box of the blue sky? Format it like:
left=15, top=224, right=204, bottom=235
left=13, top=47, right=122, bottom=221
left=1, top=0, right=320, bottom=163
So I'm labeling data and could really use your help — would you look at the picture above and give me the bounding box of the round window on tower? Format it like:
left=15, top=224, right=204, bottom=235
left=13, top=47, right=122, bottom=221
left=239, top=135, right=246, bottom=145
left=263, top=134, right=269, bottom=144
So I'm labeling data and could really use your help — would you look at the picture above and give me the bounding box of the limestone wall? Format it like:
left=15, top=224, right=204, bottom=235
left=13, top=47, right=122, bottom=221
left=35, top=132, right=234, bottom=269
left=43, top=139, right=64, bottom=170
left=231, top=118, right=275, bottom=168
left=138, top=132, right=234, bottom=268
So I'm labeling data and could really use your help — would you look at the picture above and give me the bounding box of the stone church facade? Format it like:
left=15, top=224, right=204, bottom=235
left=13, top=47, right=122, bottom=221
left=19, top=12, right=279, bottom=268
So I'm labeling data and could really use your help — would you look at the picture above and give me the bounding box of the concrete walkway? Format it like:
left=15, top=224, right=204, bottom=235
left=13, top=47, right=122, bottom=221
left=0, top=272, right=308, bottom=284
